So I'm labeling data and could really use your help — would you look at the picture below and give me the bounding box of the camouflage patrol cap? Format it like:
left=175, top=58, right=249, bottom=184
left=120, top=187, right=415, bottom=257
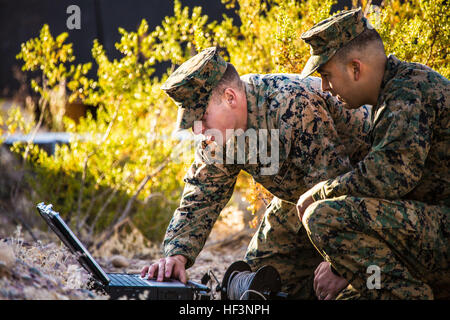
left=300, top=8, right=374, bottom=78
left=161, top=47, right=227, bottom=130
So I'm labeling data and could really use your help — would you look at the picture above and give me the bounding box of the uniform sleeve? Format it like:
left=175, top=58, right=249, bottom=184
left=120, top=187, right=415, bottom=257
left=322, top=92, right=373, bottom=164
left=312, top=88, right=433, bottom=200
left=163, top=145, right=240, bottom=269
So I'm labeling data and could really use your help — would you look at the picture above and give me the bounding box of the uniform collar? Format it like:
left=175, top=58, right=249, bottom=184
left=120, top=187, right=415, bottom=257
left=243, top=80, right=263, bottom=131
left=376, top=54, right=402, bottom=108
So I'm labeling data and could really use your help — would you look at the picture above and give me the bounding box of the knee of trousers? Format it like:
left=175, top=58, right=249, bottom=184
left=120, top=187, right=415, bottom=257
left=302, top=198, right=351, bottom=248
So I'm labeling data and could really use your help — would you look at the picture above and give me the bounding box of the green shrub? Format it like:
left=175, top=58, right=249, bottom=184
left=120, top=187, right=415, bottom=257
left=2, top=0, right=448, bottom=243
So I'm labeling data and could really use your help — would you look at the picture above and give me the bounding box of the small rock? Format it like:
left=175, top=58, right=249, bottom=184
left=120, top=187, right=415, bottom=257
left=0, top=243, right=16, bottom=269
left=29, top=267, right=42, bottom=277
left=110, top=255, right=129, bottom=268
left=0, top=288, right=9, bottom=298
left=0, top=262, right=12, bottom=278
left=21, top=275, right=34, bottom=285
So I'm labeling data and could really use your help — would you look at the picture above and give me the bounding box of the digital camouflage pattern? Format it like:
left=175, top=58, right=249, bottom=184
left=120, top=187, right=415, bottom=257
left=245, top=197, right=323, bottom=299
left=162, top=73, right=372, bottom=298
left=302, top=53, right=450, bottom=298
left=311, top=55, right=450, bottom=206
left=300, top=8, right=373, bottom=78
left=303, top=197, right=450, bottom=299
left=161, top=47, right=227, bottom=130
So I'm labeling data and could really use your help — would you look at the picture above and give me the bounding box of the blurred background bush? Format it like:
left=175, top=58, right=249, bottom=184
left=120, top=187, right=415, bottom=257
left=0, top=0, right=448, bottom=249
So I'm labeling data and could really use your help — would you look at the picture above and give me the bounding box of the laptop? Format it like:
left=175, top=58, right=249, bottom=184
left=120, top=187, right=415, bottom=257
left=36, top=202, right=210, bottom=300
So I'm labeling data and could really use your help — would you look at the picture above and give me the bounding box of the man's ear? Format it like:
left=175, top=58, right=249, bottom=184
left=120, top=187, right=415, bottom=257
left=223, top=88, right=237, bottom=107
left=351, top=59, right=362, bottom=81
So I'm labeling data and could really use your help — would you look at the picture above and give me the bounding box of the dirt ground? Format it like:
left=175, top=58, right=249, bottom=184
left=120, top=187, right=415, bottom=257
left=0, top=206, right=254, bottom=300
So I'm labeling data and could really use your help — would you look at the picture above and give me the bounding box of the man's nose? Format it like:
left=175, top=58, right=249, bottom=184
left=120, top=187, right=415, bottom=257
left=321, top=80, right=331, bottom=92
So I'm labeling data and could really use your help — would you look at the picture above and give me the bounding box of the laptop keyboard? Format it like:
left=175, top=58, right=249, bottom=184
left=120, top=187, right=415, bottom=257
left=108, top=273, right=150, bottom=287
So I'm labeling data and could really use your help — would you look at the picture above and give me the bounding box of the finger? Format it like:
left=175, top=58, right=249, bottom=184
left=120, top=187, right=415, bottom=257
left=178, top=267, right=187, bottom=284
left=324, top=293, right=334, bottom=300
left=147, top=263, right=159, bottom=279
left=165, top=259, right=175, bottom=278
left=318, top=261, right=328, bottom=274
left=314, top=262, right=323, bottom=276
left=140, top=266, right=149, bottom=278
left=313, top=266, right=324, bottom=292
left=317, top=287, right=328, bottom=300
left=314, top=277, right=322, bottom=296
left=157, top=259, right=166, bottom=281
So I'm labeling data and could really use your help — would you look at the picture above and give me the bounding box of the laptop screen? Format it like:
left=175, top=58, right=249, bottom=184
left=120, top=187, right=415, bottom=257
left=36, top=202, right=110, bottom=285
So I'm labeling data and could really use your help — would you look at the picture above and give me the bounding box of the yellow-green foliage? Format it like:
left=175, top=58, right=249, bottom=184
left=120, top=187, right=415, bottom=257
left=4, top=0, right=449, bottom=241
left=375, top=0, right=449, bottom=78
left=15, top=25, right=93, bottom=130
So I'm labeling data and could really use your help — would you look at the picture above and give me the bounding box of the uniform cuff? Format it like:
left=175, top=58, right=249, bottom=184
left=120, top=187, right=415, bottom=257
left=330, top=265, right=341, bottom=277
left=164, top=246, right=196, bottom=269
left=310, top=180, right=329, bottom=201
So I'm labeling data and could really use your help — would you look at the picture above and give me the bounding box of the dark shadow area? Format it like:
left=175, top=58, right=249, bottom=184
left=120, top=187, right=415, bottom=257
left=0, top=0, right=239, bottom=97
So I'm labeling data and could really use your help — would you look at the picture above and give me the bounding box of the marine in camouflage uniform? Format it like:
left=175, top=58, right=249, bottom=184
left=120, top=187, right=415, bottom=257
left=300, top=8, right=450, bottom=299
left=160, top=47, right=372, bottom=299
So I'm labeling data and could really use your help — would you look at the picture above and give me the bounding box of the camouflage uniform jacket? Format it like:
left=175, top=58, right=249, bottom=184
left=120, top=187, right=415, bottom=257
left=312, top=55, right=450, bottom=207
left=163, top=74, right=372, bottom=268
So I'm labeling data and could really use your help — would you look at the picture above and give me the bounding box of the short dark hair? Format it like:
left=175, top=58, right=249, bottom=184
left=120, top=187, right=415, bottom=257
left=212, top=63, right=242, bottom=99
left=334, top=28, right=385, bottom=62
